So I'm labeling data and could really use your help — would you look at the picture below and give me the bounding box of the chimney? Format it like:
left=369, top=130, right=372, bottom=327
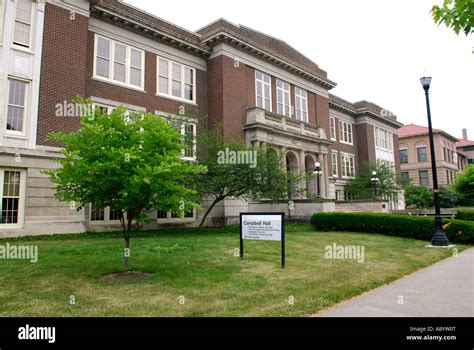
left=462, top=128, right=468, bottom=140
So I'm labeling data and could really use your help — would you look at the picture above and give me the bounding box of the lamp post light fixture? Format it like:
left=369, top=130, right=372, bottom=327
left=313, top=161, right=322, bottom=196
left=371, top=170, right=379, bottom=198
left=420, top=76, right=450, bottom=247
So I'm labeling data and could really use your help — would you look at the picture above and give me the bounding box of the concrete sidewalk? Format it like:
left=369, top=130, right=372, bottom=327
left=316, top=248, right=474, bottom=317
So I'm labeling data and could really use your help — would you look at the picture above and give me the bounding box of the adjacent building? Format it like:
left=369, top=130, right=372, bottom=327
left=398, top=124, right=466, bottom=187
left=456, top=129, right=474, bottom=166
left=0, top=0, right=403, bottom=236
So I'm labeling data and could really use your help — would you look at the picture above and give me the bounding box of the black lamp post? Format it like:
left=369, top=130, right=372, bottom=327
left=313, top=161, right=322, bottom=196
left=420, top=76, right=449, bottom=246
left=371, top=170, right=379, bottom=198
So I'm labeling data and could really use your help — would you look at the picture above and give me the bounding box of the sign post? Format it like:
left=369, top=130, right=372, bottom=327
left=239, top=212, right=285, bottom=268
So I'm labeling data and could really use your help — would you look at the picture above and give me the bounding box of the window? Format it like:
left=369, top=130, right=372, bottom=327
left=399, top=148, right=408, bottom=164
left=109, top=207, right=121, bottom=221
left=1, top=172, right=20, bottom=222
left=330, top=117, right=336, bottom=140
left=341, top=153, right=355, bottom=178
left=90, top=202, right=104, bottom=221
left=157, top=209, right=195, bottom=221
left=7, top=79, right=28, bottom=133
left=375, top=127, right=392, bottom=150
left=331, top=152, right=338, bottom=177
left=339, top=120, right=353, bottom=145
left=183, top=123, right=196, bottom=159
left=276, top=80, right=291, bottom=117
left=90, top=204, right=121, bottom=222
left=401, top=172, right=410, bottom=180
left=156, top=209, right=167, bottom=219
left=419, top=170, right=429, bottom=186
left=157, top=57, right=195, bottom=102
left=159, top=113, right=197, bottom=160
left=13, top=0, right=33, bottom=49
left=94, top=35, right=144, bottom=89
left=0, top=170, right=22, bottom=225
left=294, top=87, right=308, bottom=122
left=255, top=71, right=271, bottom=111
left=417, top=145, right=427, bottom=162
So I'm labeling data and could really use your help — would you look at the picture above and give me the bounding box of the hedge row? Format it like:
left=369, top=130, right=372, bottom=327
left=310, top=213, right=474, bottom=244
left=457, top=210, right=474, bottom=221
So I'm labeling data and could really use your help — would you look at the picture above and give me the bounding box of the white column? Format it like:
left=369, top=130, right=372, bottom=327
left=321, top=153, right=328, bottom=198
left=299, top=149, right=307, bottom=198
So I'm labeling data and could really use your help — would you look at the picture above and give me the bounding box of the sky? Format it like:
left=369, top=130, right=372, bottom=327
left=126, top=0, right=473, bottom=140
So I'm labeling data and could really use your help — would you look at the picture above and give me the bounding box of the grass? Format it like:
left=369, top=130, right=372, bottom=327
left=0, top=224, right=466, bottom=317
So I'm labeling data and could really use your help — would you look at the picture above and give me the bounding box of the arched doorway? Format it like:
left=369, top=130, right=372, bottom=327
left=305, top=154, right=317, bottom=197
left=286, top=151, right=299, bottom=198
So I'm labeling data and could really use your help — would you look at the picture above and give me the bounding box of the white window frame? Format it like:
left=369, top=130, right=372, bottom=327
left=375, top=127, right=393, bottom=151
left=156, top=111, right=197, bottom=161
left=156, top=56, right=196, bottom=104
left=331, top=151, right=338, bottom=177
left=181, top=122, right=197, bottom=161
left=255, top=70, right=272, bottom=111
left=294, top=87, right=308, bottom=122
left=339, top=120, right=353, bottom=145
left=11, top=0, right=35, bottom=51
left=6, top=77, right=29, bottom=137
left=329, top=117, right=336, bottom=141
left=93, top=34, right=145, bottom=91
left=0, top=168, right=26, bottom=229
left=276, top=79, right=291, bottom=117
left=341, top=152, right=355, bottom=179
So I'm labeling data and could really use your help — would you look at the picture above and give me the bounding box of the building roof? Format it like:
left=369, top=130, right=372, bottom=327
left=329, top=94, right=403, bottom=129
left=398, top=124, right=458, bottom=142
left=456, top=138, right=474, bottom=148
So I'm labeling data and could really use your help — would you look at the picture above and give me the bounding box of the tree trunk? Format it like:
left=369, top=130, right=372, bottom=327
left=123, top=210, right=134, bottom=272
left=124, top=232, right=130, bottom=271
left=199, top=197, right=223, bottom=229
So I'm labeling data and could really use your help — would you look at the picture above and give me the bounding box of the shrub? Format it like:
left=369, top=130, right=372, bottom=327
left=311, top=212, right=474, bottom=244
left=439, top=186, right=459, bottom=208
left=457, top=210, right=474, bottom=221
left=404, top=186, right=433, bottom=209
left=443, top=220, right=474, bottom=244
left=453, top=165, right=474, bottom=205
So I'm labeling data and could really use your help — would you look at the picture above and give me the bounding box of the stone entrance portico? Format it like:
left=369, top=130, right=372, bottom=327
left=244, top=107, right=331, bottom=199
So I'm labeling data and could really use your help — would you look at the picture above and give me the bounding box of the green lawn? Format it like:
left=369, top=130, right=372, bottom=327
left=0, top=225, right=465, bottom=317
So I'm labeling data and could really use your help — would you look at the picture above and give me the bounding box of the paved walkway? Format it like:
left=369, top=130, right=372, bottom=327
left=316, top=248, right=474, bottom=317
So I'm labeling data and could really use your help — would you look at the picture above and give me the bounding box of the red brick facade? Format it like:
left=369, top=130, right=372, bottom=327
left=37, top=0, right=402, bottom=196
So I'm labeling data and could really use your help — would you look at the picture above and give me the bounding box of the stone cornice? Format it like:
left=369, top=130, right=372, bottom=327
left=90, top=6, right=211, bottom=58
left=201, top=29, right=337, bottom=90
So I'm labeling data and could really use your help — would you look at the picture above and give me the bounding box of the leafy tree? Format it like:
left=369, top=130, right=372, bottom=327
left=439, top=185, right=459, bottom=208
left=44, top=98, right=206, bottom=271
left=346, top=162, right=402, bottom=200
left=195, top=128, right=301, bottom=227
left=404, top=185, right=434, bottom=209
left=453, top=164, right=474, bottom=205
left=431, top=0, right=473, bottom=35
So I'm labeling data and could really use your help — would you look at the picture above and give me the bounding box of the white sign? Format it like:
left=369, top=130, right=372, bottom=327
left=241, top=214, right=282, bottom=241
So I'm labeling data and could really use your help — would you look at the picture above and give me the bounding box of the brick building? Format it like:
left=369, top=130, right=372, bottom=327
left=456, top=129, right=474, bottom=166
left=398, top=124, right=467, bottom=187
left=0, top=0, right=402, bottom=236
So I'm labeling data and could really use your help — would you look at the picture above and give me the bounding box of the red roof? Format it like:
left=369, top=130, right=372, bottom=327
left=398, top=124, right=441, bottom=138
left=456, top=138, right=474, bottom=148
